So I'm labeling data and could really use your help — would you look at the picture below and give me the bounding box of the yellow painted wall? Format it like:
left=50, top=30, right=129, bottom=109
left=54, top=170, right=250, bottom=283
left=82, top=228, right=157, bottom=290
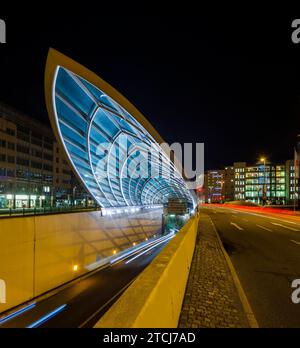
left=0, top=209, right=162, bottom=314
left=0, top=218, right=34, bottom=312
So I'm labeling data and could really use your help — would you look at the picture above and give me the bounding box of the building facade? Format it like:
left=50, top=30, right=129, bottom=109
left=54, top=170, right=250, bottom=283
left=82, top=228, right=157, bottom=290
left=285, top=159, right=298, bottom=204
left=0, top=103, right=90, bottom=209
left=244, top=163, right=286, bottom=204
left=233, top=162, right=246, bottom=200
left=224, top=165, right=235, bottom=201
left=205, top=160, right=298, bottom=205
left=204, top=170, right=225, bottom=203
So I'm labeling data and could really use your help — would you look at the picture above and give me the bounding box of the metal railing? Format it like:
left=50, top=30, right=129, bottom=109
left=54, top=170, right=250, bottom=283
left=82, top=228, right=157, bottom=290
left=0, top=205, right=99, bottom=218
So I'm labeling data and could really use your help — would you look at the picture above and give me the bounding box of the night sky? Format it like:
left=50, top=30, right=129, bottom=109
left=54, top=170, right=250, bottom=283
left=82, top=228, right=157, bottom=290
left=0, top=11, right=300, bottom=170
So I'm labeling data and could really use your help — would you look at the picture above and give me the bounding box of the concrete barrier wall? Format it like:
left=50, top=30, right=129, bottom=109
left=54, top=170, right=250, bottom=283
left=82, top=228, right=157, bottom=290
left=94, top=215, right=199, bottom=328
left=0, top=218, right=34, bottom=312
left=0, top=209, right=162, bottom=313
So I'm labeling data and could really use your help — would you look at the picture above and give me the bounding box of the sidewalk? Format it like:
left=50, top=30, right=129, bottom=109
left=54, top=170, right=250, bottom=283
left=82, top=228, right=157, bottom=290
left=179, top=213, right=256, bottom=328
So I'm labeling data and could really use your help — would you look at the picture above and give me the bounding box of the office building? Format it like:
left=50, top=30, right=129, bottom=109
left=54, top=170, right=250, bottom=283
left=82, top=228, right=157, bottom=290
left=224, top=165, right=235, bottom=201
left=205, top=160, right=298, bottom=205
left=204, top=170, right=225, bottom=203
left=0, top=102, right=89, bottom=208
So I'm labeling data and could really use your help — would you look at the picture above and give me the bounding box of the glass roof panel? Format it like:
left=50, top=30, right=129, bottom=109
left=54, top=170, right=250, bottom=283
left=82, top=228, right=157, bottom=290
left=51, top=66, right=193, bottom=208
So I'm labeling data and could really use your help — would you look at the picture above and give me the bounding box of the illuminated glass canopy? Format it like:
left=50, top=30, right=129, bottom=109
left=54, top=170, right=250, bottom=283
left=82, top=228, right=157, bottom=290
left=45, top=49, right=193, bottom=208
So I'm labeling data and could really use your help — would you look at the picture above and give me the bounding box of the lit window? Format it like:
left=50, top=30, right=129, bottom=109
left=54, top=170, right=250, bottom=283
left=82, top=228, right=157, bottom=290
left=43, top=186, right=50, bottom=193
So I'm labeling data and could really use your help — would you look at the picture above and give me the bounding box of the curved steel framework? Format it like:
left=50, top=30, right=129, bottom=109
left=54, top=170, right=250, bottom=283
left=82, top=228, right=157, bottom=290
left=45, top=49, right=193, bottom=208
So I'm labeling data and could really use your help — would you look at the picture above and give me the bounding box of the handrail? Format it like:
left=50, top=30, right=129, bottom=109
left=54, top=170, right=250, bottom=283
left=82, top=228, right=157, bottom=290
left=0, top=205, right=99, bottom=218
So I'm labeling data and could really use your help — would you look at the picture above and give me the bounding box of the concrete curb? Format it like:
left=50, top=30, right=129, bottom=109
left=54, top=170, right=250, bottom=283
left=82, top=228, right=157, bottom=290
left=209, top=217, right=259, bottom=328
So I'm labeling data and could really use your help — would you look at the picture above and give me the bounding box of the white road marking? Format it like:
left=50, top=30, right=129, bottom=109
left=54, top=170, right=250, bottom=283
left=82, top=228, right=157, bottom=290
left=243, top=218, right=249, bottom=222
left=230, top=222, right=244, bottom=231
left=270, top=222, right=300, bottom=232
left=291, top=239, right=300, bottom=246
left=282, top=220, right=298, bottom=225
left=256, top=224, right=272, bottom=232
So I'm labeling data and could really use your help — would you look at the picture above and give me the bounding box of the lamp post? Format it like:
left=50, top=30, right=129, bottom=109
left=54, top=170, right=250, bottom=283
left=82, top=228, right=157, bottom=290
left=260, top=157, right=266, bottom=206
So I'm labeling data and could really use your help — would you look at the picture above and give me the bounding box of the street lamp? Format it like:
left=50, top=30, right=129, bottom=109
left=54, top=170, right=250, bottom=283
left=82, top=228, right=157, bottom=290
left=260, top=157, right=266, bottom=206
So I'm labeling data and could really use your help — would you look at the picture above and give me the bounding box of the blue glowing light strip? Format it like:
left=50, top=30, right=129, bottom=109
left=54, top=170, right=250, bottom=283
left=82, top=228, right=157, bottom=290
left=125, top=234, right=175, bottom=264
left=0, top=302, right=36, bottom=325
left=110, top=233, right=173, bottom=265
left=26, top=304, right=67, bottom=328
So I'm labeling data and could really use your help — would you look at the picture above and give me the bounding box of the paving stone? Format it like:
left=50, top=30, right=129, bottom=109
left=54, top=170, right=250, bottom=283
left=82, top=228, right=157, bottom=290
left=178, top=212, right=250, bottom=328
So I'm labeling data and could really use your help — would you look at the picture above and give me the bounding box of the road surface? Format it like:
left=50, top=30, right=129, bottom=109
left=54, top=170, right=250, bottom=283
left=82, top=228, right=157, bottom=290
left=202, top=205, right=300, bottom=327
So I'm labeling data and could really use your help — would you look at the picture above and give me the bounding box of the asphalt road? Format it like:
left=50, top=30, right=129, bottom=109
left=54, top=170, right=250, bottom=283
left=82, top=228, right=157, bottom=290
left=0, top=235, right=170, bottom=328
left=201, top=205, right=300, bottom=327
